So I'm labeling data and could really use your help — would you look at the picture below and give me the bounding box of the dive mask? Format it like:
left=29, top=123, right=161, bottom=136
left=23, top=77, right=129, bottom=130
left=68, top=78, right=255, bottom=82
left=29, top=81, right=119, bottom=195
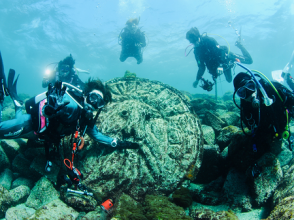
left=86, top=90, right=105, bottom=110
left=236, top=80, right=256, bottom=99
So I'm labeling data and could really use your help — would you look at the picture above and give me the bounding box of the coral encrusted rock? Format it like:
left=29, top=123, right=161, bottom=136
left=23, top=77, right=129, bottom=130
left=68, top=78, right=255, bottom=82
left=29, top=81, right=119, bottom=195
left=81, top=78, right=203, bottom=200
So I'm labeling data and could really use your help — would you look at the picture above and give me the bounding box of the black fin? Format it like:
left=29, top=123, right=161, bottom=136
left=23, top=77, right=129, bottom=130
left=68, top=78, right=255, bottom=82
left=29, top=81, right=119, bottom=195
left=0, top=52, right=9, bottom=102
left=8, top=69, right=22, bottom=104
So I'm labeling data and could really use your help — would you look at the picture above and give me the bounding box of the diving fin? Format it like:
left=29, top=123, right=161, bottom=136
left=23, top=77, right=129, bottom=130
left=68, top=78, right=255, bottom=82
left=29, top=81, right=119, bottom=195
left=0, top=52, right=9, bottom=103
left=8, top=69, right=23, bottom=105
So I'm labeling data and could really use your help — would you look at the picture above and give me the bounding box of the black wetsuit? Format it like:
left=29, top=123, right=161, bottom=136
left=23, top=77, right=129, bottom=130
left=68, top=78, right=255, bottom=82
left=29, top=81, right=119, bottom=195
left=194, top=35, right=253, bottom=82
left=0, top=93, right=113, bottom=145
left=120, top=28, right=146, bottom=64
left=240, top=80, right=294, bottom=139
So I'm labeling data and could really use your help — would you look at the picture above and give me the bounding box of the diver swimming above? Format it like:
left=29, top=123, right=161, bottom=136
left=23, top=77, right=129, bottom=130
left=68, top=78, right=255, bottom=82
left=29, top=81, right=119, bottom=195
left=186, top=27, right=253, bottom=89
left=0, top=52, right=139, bottom=174
left=42, top=54, right=88, bottom=90
left=118, top=18, right=146, bottom=64
left=233, top=63, right=294, bottom=176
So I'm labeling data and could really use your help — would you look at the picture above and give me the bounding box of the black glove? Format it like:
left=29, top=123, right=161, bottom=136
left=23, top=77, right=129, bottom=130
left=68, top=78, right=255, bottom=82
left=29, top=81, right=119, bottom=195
left=117, top=140, right=140, bottom=149
left=44, top=81, right=69, bottom=117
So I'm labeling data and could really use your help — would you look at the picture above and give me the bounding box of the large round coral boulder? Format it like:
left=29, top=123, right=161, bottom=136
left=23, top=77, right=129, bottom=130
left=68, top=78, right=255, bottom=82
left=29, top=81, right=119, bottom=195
left=80, top=78, right=203, bottom=200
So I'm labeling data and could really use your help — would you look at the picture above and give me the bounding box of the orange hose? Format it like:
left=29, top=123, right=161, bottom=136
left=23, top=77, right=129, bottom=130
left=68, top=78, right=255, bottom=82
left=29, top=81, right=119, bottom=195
left=78, top=137, right=85, bottom=150
left=64, top=158, right=72, bottom=170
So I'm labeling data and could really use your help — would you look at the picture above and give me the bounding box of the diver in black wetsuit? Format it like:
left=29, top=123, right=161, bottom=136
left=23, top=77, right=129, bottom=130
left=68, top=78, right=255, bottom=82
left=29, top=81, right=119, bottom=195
left=42, top=54, right=85, bottom=90
left=233, top=65, right=294, bottom=177
left=119, top=18, right=146, bottom=64
left=186, top=27, right=253, bottom=88
left=0, top=52, right=139, bottom=172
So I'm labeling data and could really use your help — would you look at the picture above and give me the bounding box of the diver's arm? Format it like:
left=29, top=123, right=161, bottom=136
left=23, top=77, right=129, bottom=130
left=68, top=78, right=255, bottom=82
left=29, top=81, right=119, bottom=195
left=86, top=125, right=114, bottom=146
left=195, top=53, right=206, bottom=80
left=234, top=43, right=253, bottom=64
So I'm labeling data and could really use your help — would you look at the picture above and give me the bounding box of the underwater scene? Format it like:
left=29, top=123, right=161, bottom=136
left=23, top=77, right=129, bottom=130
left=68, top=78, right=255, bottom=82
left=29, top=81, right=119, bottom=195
left=1, top=0, right=294, bottom=219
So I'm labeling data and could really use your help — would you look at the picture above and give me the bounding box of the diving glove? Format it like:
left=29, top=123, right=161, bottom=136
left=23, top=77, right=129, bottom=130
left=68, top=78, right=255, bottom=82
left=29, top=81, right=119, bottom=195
left=43, top=81, right=69, bottom=118
left=193, top=80, right=199, bottom=88
left=111, top=139, right=140, bottom=149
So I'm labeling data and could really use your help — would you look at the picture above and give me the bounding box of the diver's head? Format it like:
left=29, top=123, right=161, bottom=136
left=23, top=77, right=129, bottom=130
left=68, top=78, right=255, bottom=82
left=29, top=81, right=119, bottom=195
left=126, top=18, right=139, bottom=34
left=186, top=27, right=201, bottom=47
left=83, top=78, right=112, bottom=110
left=233, top=72, right=257, bottom=101
left=58, top=54, right=75, bottom=78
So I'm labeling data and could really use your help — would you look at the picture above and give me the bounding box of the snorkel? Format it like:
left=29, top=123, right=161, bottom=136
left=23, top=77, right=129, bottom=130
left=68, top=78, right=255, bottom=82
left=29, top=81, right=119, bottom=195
left=236, top=63, right=273, bottom=106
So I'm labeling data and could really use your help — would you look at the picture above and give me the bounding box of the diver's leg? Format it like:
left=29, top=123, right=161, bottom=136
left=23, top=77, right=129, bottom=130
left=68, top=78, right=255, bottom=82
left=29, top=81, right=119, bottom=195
left=0, top=114, right=34, bottom=139
left=231, top=42, right=253, bottom=64
left=119, top=50, right=128, bottom=62
left=223, top=67, right=232, bottom=83
left=135, top=49, right=143, bottom=64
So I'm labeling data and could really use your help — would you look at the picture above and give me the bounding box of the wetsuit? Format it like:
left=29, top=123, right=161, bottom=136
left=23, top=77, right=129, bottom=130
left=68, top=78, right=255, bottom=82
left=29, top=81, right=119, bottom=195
left=0, top=93, right=113, bottom=146
left=42, top=70, right=84, bottom=90
left=120, top=28, right=146, bottom=64
left=241, top=80, right=294, bottom=139
left=194, top=35, right=253, bottom=83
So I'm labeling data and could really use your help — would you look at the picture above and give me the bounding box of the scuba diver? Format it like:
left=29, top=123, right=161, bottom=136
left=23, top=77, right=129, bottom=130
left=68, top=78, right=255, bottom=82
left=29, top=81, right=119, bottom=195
left=42, top=54, right=87, bottom=90
left=233, top=63, right=294, bottom=177
left=281, top=50, right=294, bottom=91
left=0, top=52, right=139, bottom=173
left=118, top=18, right=146, bottom=64
left=186, top=27, right=253, bottom=89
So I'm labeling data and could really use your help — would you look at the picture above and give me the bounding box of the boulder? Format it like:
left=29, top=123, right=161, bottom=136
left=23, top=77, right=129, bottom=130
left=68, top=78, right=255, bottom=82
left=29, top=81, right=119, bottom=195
left=190, top=208, right=239, bottom=220
left=219, top=112, right=240, bottom=127
left=144, top=195, right=192, bottom=220
left=250, top=153, right=283, bottom=206
left=11, top=177, right=35, bottom=189
left=0, top=139, right=27, bottom=161
left=266, top=196, right=294, bottom=220
left=0, top=146, right=10, bottom=172
left=217, top=126, right=242, bottom=151
left=9, top=185, right=30, bottom=205
left=26, top=177, right=59, bottom=209
left=0, top=185, right=12, bottom=218
left=222, top=168, right=252, bottom=211
left=203, top=111, right=226, bottom=135
left=0, top=168, right=13, bottom=190
left=81, top=78, right=203, bottom=200
left=111, top=193, right=147, bottom=220
left=80, top=209, right=104, bottom=220
left=5, top=204, right=35, bottom=220
left=272, top=158, right=294, bottom=207
left=202, top=125, right=215, bottom=145
left=27, top=199, right=79, bottom=219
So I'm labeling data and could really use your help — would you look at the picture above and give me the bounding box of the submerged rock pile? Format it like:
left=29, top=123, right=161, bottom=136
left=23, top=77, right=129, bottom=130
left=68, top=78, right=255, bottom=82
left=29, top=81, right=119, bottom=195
left=0, top=83, right=294, bottom=219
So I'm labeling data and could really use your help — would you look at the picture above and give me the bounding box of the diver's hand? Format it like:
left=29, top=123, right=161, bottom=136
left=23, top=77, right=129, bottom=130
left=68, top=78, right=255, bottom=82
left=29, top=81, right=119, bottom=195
left=43, top=81, right=69, bottom=117
left=116, top=140, right=140, bottom=149
left=235, top=40, right=243, bottom=48
left=193, top=80, right=199, bottom=88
